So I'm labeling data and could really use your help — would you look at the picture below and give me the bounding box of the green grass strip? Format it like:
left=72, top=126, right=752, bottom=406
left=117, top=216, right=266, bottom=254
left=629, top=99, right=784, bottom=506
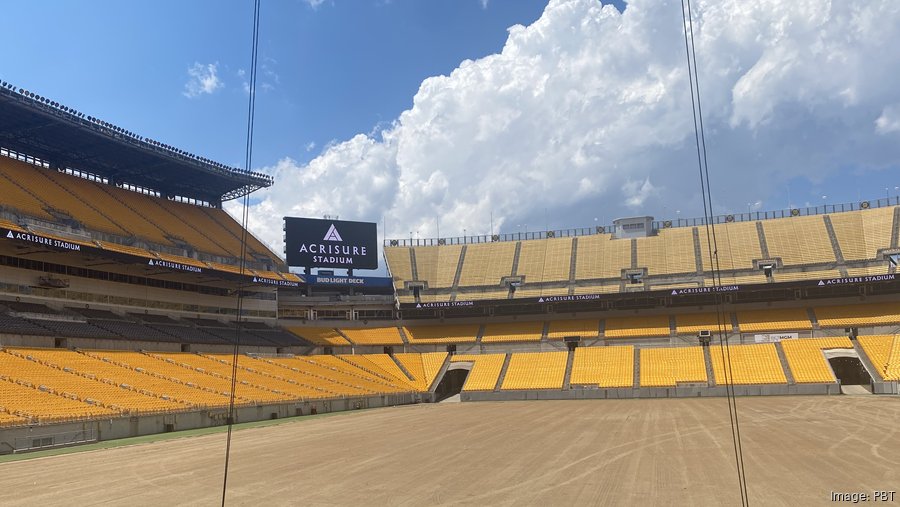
left=0, top=409, right=356, bottom=463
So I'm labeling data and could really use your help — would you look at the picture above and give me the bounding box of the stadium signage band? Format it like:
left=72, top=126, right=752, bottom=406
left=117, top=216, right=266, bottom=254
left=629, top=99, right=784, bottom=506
left=669, top=285, right=740, bottom=295
left=536, top=294, right=603, bottom=303
left=4, top=229, right=82, bottom=252
left=816, top=274, right=896, bottom=285
left=2, top=228, right=301, bottom=286
left=414, top=301, right=476, bottom=308
left=252, top=276, right=301, bottom=288
left=147, top=259, right=202, bottom=273
left=399, top=274, right=899, bottom=309
left=284, top=217, right=378, bottom=269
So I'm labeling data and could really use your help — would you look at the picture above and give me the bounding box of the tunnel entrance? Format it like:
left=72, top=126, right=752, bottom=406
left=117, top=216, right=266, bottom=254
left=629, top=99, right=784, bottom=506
left=828, top=357, right=872, bottom=387
left=434, top=369, right=469, bottom=402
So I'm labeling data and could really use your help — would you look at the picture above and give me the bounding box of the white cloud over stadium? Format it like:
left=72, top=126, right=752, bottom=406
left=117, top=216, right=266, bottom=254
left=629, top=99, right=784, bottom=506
left=183, top=62, right=223, bottom=98
left=227, top=0, right=900, bottom=259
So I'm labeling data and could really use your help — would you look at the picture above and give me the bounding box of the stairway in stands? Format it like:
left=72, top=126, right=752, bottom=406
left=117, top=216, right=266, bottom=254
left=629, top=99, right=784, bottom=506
left=510, top=242, right=522, bottom=277
left=562, top=350, right=575, bottom=389
left=409, top=248, right=419, bottom=282
left=36, top=169, right=132, bottom=236
left=567, top=238, right=578, bottom=295
left=632, top=347, right=641, bottom=388
left=390, top=354, right=416, bottom=382
left=200, top=207, right=263, bottom=257
left=449, top=245, right=467, bottom=302
left=822, top=215, right=849, bottom=277
left=774, top=342, right=796, bottom=384
left=493, top=353, right=512, bottom=391
left=145, top=199, right=234, bottom=257
left=702, top=346, right=716, bottom=387
left=95, top=184, right=175, bottom=244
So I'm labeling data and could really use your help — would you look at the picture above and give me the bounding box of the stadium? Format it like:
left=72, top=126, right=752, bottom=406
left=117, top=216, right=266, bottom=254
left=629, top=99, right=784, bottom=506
left=0, top=79, right=899, bottom=503
left=2, top=1, right=900, bottom=504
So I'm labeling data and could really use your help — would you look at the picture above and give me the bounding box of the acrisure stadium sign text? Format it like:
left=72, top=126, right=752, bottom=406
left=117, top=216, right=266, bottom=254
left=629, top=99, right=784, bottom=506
left=283, top=217, right=378, bottom=270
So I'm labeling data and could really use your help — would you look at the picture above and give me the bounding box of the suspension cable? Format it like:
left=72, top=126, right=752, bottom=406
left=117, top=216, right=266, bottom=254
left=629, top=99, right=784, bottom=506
left=679, top=0, right=749, bottom=504
left=221, top=0, right=261, bottom=504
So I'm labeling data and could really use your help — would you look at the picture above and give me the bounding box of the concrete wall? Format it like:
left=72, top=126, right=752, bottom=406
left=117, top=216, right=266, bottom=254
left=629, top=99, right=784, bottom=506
left=460, top=383, right=841, bottom=402
left=873, top=381, right=899, bottom=395
left=0, top=393, right=420, bottom=455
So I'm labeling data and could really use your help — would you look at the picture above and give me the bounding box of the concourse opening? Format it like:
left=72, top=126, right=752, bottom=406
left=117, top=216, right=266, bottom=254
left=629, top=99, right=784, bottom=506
left=434, top=367, right=469, bottom=402
left=828, top=356, right=872, bottom=387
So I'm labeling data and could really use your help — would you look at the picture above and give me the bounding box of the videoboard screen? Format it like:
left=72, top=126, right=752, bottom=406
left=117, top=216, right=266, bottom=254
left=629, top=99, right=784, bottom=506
left=284, top=217, right=378, bottom=269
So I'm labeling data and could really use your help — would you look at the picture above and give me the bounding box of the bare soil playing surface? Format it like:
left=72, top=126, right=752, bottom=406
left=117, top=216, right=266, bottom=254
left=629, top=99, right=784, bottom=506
left=1, top=396, right=898, bottom=506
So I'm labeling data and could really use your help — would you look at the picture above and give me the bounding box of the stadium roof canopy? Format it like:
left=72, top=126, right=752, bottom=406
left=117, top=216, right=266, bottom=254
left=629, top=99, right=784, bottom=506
left=0, top=84, right=272, bottom=204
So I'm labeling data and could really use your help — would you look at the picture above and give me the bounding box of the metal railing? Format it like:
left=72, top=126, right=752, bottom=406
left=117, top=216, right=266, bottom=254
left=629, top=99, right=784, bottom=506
left=385, top=196, right=900, bottom=247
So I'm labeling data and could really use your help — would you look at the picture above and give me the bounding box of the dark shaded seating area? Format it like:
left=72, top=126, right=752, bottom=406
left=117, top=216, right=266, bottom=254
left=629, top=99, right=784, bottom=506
left=0, top=304, right=302, bottom=347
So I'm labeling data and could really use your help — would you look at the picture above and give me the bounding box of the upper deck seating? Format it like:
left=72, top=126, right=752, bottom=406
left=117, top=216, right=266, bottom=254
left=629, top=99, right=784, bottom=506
left=814, top=303, right=900, bottom=328
left=481, top=321, right=543, bottom=343
left=604, top=315, right=670, bottom=338
left=0, top=155, right=282, bottom=263
left=736, top=308, right=812, bottom=332
left=403, top=324, right=479, bottom=344
left=340, top=327, right=405, bottom=345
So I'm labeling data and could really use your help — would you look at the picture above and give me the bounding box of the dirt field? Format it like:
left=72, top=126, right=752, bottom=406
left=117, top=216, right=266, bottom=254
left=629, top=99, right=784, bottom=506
left=1, top=396, right=898, bottom=506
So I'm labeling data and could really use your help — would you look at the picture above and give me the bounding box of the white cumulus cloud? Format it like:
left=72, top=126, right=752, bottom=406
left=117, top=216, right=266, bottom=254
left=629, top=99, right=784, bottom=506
left=228, top=0, right=900, bottom=268
left=875, top=104, right=900, bottom=134
left=622, top=177, right=659, bottom=208
left=183, top=62, right=223, bottom=98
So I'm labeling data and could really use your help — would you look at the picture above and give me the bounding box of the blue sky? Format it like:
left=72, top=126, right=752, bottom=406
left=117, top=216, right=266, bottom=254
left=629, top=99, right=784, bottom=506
left=1, top=0, right=573, bottom=169
left=3, top=0, right=900, bottom=277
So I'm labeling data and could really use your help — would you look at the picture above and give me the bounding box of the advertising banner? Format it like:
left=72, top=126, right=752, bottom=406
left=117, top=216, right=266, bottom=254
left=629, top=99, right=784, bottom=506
left=753, top=333, right=799, bottom=343
left=307, top=274, right=392, bottom=287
